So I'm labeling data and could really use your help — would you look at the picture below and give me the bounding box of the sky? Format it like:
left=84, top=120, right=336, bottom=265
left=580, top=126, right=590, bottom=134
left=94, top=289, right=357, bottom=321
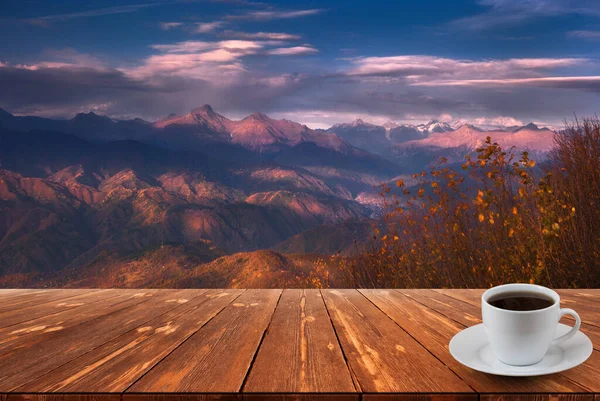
left=1, top=0, right=600, bottom=129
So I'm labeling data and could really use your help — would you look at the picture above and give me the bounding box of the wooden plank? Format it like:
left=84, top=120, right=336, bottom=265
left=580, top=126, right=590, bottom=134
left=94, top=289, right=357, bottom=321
left=0, top=289, right=52, bottom=300
left=243, top=289, right=356, bottom=394
left=363, top=395, right=477, bottom=401
left=0, top=290, right=96, bottom=313
left=0, top=289, right=124, bottom=329
left=18, top=290, right=244, bottom=392
left=401, top=290, right=599, bottom=393
left=127, top=289, right=282, bottom=393
left=0, top=289, right=90, bottom=304
left=400, top=289, right=482, bottom=327
left=244, top=395, right=358, bottom=401
left=124, top=395, right=240, bottom=401
left=320, top=289, right=472, bottom=393
left=431, top=289, right=483, bottom=306
left=0, top=289, right=159, bottom=355
left=557, top=291, right=600, bottom=327
left=7, top=395, right=120, bottom=401
left=0, top=289, right=42, bottom=298
left=480, top=395, right=594, bottom=401
left=0, top=289, right=200, bottom=392
left=554, top=347, right=600, bottom=393
left=362, top=289, right=586, bottom=393
left=557, top=289, right=600, bottom=300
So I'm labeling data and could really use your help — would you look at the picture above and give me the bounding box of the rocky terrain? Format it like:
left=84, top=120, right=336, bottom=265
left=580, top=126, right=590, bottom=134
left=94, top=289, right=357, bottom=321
left=0, top=106, right=556, bottom=287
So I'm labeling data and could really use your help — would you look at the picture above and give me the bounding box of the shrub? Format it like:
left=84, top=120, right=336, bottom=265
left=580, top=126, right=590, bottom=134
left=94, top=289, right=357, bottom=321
left=324, top=118, right=600, bottom=288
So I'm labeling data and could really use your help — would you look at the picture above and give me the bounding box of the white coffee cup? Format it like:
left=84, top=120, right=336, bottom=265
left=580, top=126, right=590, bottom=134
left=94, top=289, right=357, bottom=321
left=482, top=283, right=581, bottom=366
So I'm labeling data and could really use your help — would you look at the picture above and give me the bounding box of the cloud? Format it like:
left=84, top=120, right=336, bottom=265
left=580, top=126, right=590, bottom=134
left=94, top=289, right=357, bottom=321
left=151, top=40, right=263, bottom=54
left=413, top=76, right=600, bottom=90
left=267, top=46, right=318, bottom=56
left=26, top=3, right=162, bottom=26
left=0, top=64, right=169, bottom=117
left=5, top=48, right=108, bottom=71
left=194, top=21, right=225, bottom=33
left=450, top=0, right=600, bottom=31
left=471, top=116, right=524, bottom=128
left=568, top=30, right=600, bottom=39
left=140, top=40, right=317, bottom=78
left=226, top=9, right=324, bottom=21
left=345, top=55, right=589, bottom=83
left=343, top=55, right=600, bottom=93
left=131, top=40, right=267, bottom=79
left=220, top=31, right=302, bottom=40
left=209, top=0, right=266, bottom=5
left=2, top=48, right=600, bottom=129
left=151, top=41, right=217, bottom=53
left=160, top=22, right=183, bottom=30
left=127, top=53, right=248, bottom=79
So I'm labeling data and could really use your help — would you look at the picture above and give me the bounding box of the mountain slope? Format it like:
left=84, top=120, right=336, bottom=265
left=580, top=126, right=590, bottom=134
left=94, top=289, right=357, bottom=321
left=0, top=125, right=377, bottom=282
left=272, top=219, right=374, bottom=256
left=51, top=247, right=324, bottom=289
left=400, top=123, right=555, bottom=152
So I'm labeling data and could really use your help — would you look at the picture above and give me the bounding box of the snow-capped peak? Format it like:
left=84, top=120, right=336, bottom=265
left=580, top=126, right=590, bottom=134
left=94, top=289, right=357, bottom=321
left=382, top=120, right=400, bottom=131
left=351, top=118, right=365, bottom=127
left=416, top=119, right=454, bottom=134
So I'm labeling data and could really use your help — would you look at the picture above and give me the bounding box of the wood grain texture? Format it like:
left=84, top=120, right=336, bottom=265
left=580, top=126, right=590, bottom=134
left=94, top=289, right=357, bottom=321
left=124, top=393, right=241, bottom=401
left=555, top=347, right=600, bottom=393
left=243, top=289, right=356, bottom=394
left=431, top=289, right=483, bottom=305
left=557, top=290, right=600, bottom=307
left=16, top=290, right=244, bottom=392
left=0, top=289, right=44, bottom=300
left=364, top=289, right=585, bottom=393
left=557, top=289, right=600, bottom=298
left=0, top=289, right=194, bottom=392
left=321, top=289, right=472, bottom=393
left=7, top=395, right=120, bottom=401
left=0, top=289, right=124, bottom=329
left=363, top=395, right=478, bottom=401
left=0, top=290, right=95, bottom=313
left=127, top=289, right=282, bottom=393
left=401, top=290, right=599, bottom=393
left=557, top=291, right=600, bottom=328
left=480, top=395, right=594, bottom=401
left=0, top=289, right=598, bottom=398
left=0, top=289, right=158, bottom=355
left=400, top=289, right=481, bottom=327
left=244, top=394, right=358, bottom=401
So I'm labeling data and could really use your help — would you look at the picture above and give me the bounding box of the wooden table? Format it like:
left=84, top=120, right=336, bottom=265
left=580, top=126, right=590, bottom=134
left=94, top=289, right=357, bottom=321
left=0, top=289, right=597, bottom=401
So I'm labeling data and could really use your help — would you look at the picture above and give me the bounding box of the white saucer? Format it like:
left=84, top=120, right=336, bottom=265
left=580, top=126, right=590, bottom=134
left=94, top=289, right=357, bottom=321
left=449, top=323, right=593, bottom=376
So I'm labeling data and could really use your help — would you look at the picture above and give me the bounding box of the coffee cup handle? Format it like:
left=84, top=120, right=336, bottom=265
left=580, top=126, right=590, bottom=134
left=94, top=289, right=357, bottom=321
left=552, top=308, right=581, bottom=345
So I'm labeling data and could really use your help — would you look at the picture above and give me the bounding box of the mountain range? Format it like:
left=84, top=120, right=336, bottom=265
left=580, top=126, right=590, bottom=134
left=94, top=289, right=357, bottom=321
left=326, top=117, right=554, bottom=161
left=0, top=106, right=556, bottom=287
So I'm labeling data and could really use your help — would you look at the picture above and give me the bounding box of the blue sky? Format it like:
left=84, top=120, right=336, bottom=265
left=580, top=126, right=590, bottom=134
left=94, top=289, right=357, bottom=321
left=1, top=0, right=599, bottom=128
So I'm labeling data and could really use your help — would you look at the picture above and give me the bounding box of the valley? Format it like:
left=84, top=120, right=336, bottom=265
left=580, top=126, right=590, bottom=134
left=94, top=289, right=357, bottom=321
left=0, top=106, right=556, bottom=287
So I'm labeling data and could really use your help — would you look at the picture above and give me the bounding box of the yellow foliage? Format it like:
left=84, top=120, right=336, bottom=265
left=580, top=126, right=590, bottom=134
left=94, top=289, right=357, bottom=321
left=324, top=119, right=600, bottom=289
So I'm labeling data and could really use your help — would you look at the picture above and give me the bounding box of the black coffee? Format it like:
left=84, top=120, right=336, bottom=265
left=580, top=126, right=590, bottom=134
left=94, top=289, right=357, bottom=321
left=488, top=292, right=554, bottom=311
